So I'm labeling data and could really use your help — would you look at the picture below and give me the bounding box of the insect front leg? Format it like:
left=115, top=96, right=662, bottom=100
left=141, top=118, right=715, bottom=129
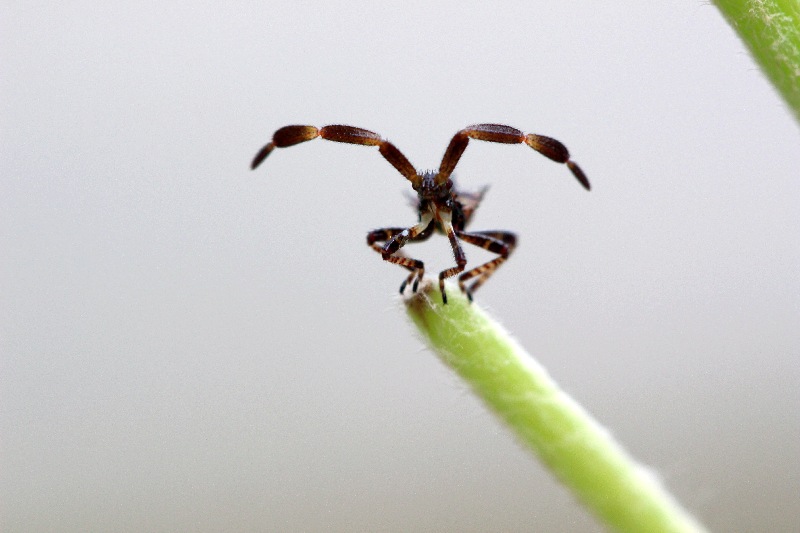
left=367, top=227, right=420, bottom=293
left=367, top=213, right=433, bottom=294
left=456, top=230, right=517, bottom=301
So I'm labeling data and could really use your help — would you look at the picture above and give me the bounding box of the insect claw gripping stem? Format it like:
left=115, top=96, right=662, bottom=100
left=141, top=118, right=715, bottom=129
left=251, top=123, right=589, bottom=302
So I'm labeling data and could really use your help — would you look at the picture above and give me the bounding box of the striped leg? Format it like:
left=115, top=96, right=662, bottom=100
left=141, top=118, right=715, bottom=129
left=456, top=231, right=517, bottom=301
left=367, top=227, right=420, bottom=293
left=369, top=213, right=433, bottom=294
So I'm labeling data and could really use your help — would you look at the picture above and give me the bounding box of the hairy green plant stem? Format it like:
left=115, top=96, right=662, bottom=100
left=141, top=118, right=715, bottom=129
left=714, top=0, right=800, bottom=122
left=405, top=281, right=706, bottom=533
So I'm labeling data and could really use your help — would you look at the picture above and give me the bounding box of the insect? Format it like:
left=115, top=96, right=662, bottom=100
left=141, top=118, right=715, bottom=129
left=251, top=124, right=589, bottom=303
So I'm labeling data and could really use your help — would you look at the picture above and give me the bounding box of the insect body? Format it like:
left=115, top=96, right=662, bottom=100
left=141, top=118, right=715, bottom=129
left=251, top=124, right=589, bottom=303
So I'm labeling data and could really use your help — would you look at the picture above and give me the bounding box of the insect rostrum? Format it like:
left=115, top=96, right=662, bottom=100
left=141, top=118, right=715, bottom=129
left=251, top=124, right=589, bottom=304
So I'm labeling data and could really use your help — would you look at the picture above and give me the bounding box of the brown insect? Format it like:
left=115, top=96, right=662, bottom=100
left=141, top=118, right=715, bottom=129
left=251, top=124, right=589, bottom=303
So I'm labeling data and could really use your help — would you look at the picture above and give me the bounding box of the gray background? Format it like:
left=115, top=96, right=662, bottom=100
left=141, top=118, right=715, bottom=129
left=2, top=1, right=799, bottom=531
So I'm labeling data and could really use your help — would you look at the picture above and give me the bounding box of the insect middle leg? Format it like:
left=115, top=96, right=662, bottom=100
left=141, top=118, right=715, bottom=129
left=438, top=221, right=468, bottom=304
left=456, top=231, right=517, bottom=301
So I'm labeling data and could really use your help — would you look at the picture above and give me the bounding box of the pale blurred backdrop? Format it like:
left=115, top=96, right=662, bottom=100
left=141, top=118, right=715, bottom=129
left=2, top=2, right=799, bottom=531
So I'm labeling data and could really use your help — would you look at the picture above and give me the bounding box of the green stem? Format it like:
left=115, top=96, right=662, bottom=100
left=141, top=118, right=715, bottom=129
left=405, top=281, right=706, bottom=533
left=713, top=0, right=800, bottom=122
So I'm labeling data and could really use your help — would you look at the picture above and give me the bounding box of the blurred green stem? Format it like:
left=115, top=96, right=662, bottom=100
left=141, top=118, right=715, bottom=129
left=713, top=0, right=800, bottom=122
left=405, top=281, right=706, bottom=533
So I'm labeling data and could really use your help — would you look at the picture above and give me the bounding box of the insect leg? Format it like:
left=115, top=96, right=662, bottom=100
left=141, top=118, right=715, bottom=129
left=455, top=230, right=517, bottom=301
left=370, top=212, right=433, bottom=294
left=437, top=219, right=468, bottom=304
left=367, top=228, right=420, bottom=293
